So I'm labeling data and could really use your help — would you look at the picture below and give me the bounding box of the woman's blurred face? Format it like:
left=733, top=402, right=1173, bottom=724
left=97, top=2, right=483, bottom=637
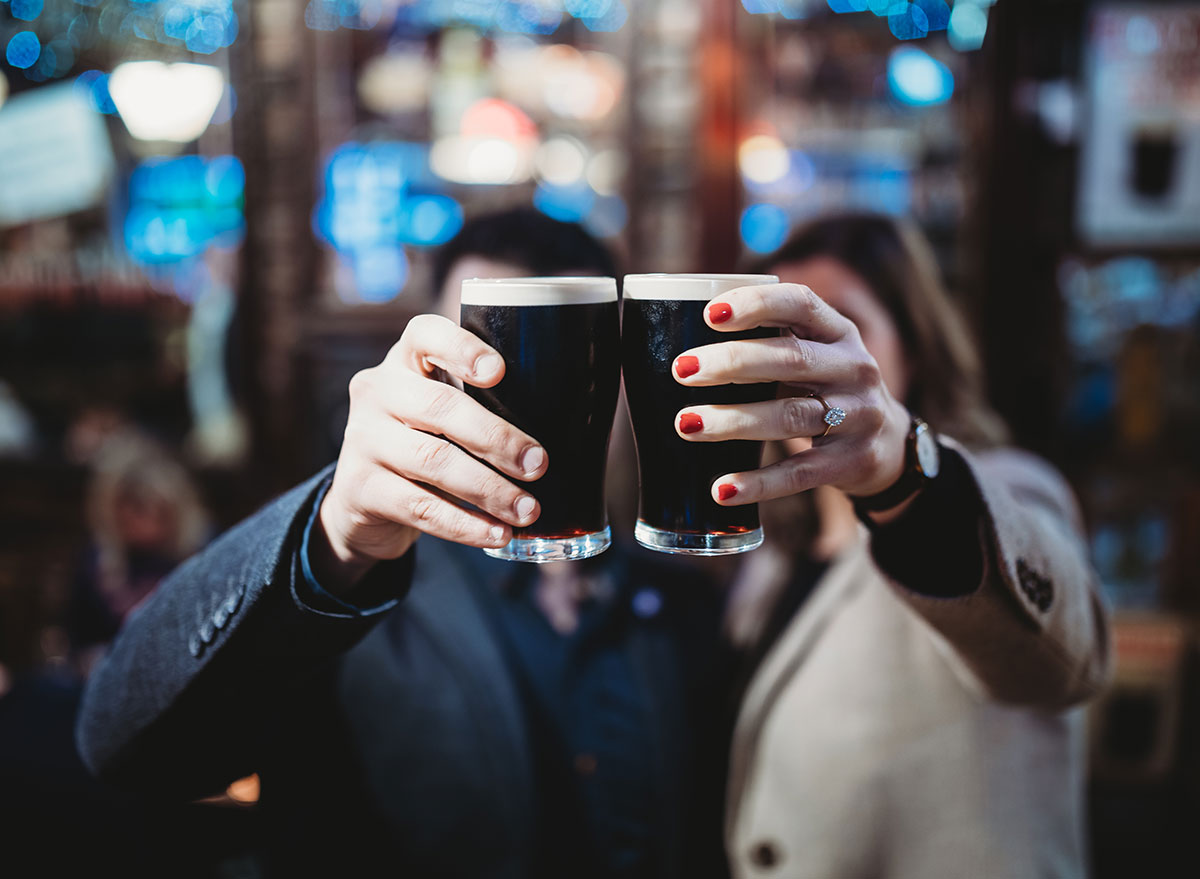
left=771, top=256, right=911, bottom=402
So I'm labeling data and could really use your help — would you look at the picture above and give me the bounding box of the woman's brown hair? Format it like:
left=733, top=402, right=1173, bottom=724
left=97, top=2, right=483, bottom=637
left=755, top=212, right=1009, bottom=449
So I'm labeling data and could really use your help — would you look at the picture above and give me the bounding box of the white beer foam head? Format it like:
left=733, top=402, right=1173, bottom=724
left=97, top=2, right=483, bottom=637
left=622, top=274, right=779, bottom=301
left=461, top=276, right=617, bottom=306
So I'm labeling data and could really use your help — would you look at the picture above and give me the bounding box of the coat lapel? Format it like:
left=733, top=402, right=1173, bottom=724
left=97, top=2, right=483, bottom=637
left=725, top=533, right=876, bottom=832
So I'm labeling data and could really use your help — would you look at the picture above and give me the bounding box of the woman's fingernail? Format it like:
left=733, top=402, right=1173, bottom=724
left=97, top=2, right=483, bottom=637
left=679, top=413, right=704, bottom=434
left=490, top=525, right=506, bottom=543
left=675, top=355, right=700, bottom=379
left=708, top=302, right=733, bottom=324
left=516, top=496, right=537, bottom=521
left=717, top=483, right=738, bottom=501
left=475, top=354, right=503, bottom=378
left=521, top=446, right=545, bottom=476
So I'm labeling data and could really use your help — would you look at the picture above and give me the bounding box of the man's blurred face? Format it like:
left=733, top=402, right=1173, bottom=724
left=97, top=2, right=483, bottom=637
left=437, top=256, right=531, bottom=323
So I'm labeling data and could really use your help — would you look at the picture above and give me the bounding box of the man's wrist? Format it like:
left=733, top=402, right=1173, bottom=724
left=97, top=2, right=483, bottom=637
left=309, top=503, right=379, bottom=595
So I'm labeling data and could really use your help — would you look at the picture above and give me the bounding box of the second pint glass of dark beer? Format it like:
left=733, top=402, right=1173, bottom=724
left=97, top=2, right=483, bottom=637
left=622, top=274, right=779, bottom=555
left=461, top=277, right=620, bottom=563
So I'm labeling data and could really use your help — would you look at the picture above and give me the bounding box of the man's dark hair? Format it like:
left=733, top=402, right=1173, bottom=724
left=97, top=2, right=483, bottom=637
left=431, top=207, right=619, bottom=295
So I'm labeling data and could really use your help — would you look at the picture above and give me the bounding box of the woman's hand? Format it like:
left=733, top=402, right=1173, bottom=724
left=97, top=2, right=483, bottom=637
left=313, top=315, right=547, bottom=589
left=671, top=283, right=912, bottom=505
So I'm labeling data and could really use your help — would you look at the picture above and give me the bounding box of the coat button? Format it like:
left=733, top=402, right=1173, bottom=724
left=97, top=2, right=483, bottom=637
left=750, top=841, right=782, bottom=869
left=188, top=634, right=204, bottom=658
left=223, top=587, right=243, bottom=616
left=212, top=604, right=231, bottom=629
left=198, top=619, right=216, bottom=645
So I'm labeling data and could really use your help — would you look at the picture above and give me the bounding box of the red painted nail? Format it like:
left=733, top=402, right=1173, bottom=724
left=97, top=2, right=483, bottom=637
left=717, top=483, right=738, bottom=501
left=708, top=302, right=733, bottom=324
left=679, top=413, right=704, bottom=434
left=675, top=355, right=700, bottom=378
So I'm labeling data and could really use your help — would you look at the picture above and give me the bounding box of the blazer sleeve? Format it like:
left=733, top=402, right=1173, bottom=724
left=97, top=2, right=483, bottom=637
left=75, top=465, right=415, bottom=799
left=870, top=439, right=1113, bottom=710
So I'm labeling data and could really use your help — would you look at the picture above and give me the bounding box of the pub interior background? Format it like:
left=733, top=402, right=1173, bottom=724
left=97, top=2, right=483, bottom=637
left=1, top=0, right=1199, bottom=874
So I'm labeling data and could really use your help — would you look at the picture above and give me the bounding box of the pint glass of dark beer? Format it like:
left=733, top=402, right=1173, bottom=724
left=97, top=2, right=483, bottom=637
left=461, top=277, right=620, bottom=562
left=622, top=274, right=779, bottom=555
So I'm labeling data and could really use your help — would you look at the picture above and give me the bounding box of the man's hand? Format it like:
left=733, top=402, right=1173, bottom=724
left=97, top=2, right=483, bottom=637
left=311, top=315, right=547, bottom=591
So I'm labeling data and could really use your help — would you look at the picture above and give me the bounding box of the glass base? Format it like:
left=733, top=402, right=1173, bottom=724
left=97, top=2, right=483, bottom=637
left=634, top=521, right=763, bottom=556
left=484, top=527, right=612, bottom=563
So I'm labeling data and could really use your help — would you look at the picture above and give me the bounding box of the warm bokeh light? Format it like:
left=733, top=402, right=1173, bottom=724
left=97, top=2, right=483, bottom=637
left=535, top=136, right=590, bottom=187
left=739, top=134, right=792, bottom=185
left=585, top=148, right=626, bottom=196
left=108, top=61, right=225, bottom=142
left=460, top=97, right=538, bottom=142
left=357, top=52, right=432, bottom=115
left=431, top=135, right=534, bottom=185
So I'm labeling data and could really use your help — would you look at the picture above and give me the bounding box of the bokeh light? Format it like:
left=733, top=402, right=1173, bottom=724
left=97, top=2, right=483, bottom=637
left=826, top=0, right=869, bottom=13
left=534, top=181, right=595, bottom=223
left=535, top=136, right=589, bottom=187
left=74, top=70, right=118, bottom=114
left=109, top=61, right=226, bottom=142
left=11, top=0, right=44, bottom=22
left=888, top=3, right=929, bottom=41
left=740, top=203, right=791, bottom=253
left=948, top=1, right=989, bottom=52
left=887, top=46, right=954, bottom=106
left=6, top=32, right=41, bottom=70
left=739, top=134, right=791, bottom=185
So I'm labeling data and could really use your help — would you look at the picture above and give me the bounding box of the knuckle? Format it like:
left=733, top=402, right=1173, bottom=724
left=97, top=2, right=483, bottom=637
left=482, top=418, right=517, bottom=458
left=408, top=493, right=439, bottom=527
left=860, top=441, right=886, bottom=473
left=782, top=461, right=811, bottom=494
left=853, top=358, right=881, bottom=388
left=348, top=368, right=375, bottom=400
left=414, top=436, right=456, bottom=476
left=781, top=397, right=810, bottom=436
left=423, top=382, right=459, bottom=423
left=784, top=339, right=814, bottom=373
left=863, top=402, right=886, bottom=432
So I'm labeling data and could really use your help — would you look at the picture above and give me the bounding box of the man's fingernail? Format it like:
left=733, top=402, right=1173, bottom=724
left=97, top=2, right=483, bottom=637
left=679, top=413, right=704, bottom=435
left=516, top=496, right=537, bottom=521
left=708, top=302, right=733, bottom=324
left=717, top=483, right=738, bottom=501
left=675, top=356, right=700, bottom=379
left=490, top=525, right=506, bottom=543
left=521, top=446, right=545, bottom=476
left=475, top=354, right=503, bottom=378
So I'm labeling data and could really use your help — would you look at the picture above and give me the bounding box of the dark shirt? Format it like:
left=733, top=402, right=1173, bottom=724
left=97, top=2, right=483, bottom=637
left=474, top=560, right=659, bottom=879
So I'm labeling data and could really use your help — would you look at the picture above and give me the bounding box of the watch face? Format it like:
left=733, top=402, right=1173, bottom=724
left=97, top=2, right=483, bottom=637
left=915, top=423, right=940, bottom=478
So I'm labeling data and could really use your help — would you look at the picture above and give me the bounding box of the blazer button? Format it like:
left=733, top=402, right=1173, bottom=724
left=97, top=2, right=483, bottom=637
left=224, top=587, right=244, bottom=616
left=198, top=619, right=216, bottom=645
left=212, top=604, right=231, bottom=629
left=750, top=841, right=782, bottom=869
left=188, top=634, right=204, bottom=658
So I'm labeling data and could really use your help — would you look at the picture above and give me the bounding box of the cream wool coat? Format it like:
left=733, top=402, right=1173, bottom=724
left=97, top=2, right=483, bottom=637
left=725, top=443, right=1112, bottom=879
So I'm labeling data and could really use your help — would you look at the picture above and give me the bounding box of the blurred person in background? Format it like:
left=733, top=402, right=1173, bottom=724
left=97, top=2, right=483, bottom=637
left=77, top=209, right=727, bottom=879
left=67, top=428, right=210, bottom=676
left=708, top=214, right=1111, bottom=878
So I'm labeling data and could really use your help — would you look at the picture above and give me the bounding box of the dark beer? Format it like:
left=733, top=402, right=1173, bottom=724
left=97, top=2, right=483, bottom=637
left=622, top=274, right=779, bottom=555
left=461, top=277, right=620, bottom=562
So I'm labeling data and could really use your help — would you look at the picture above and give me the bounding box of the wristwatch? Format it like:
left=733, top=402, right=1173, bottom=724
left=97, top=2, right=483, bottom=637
left=851, top=416, right=940, bottom=514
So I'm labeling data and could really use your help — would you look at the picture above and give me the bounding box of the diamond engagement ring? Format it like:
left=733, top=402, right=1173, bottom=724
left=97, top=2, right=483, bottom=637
left=807, top=392, right=846, bottom=438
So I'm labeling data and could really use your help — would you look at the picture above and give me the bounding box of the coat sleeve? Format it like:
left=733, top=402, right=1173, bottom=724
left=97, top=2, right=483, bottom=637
left=75, top=465, right=414, bottom=799
left=870, top=440, right=1112, bottom=709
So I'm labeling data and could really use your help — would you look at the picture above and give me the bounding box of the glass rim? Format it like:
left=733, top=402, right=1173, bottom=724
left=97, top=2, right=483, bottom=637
left=461, top=276, right=617, bottom=306
left=622, top=273, right=779, bottom=301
